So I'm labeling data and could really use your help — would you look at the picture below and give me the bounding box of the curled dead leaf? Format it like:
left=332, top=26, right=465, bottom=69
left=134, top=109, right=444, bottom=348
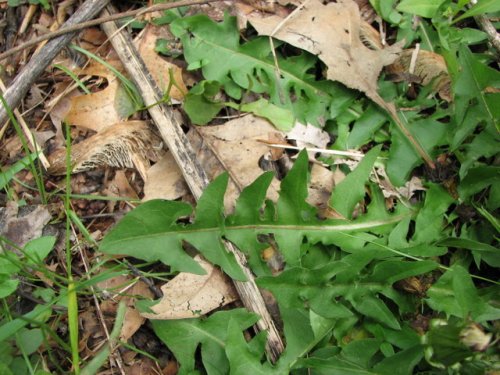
left=48, top=121, right=160, bottom=175
left=386, top=48, right=452, bottom=102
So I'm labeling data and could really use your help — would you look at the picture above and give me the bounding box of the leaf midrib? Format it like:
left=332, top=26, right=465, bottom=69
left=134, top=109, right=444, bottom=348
left=103, top=214, right=407, bottom=246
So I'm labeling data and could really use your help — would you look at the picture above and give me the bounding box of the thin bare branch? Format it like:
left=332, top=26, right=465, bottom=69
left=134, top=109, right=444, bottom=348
left=0, top=0, right=224, bottom=62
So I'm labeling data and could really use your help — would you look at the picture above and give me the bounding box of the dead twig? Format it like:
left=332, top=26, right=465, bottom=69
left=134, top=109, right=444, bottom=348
left=474, top=14, right=500, bottom=56
left=0, top=0, right=223, bottom=62
left=0, top=78, right=50, bottom=169
left=0, top=0, right=111, bottom=125
left=100, top=5, right=285, bottom=362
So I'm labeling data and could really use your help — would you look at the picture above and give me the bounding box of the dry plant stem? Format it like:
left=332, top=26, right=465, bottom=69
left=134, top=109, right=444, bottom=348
left=0, top=78, right=50, bottom=169
left=474, top=14, right=500, bottom=55
left=0, top=0, right=111, bottom=125
left=100, top=6, right=285, bottom=362
left=0, top=0, right=223, bottom=62
left=409, top=43, right=420, bottom=75
left=19, top=4, right=37, bottom=34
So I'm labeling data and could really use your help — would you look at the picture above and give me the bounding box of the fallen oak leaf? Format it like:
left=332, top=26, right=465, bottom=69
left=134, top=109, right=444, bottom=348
left=248, top=0, right=401, bottom=106
left=64, top=60, right=137, bottom=132
left=249, top=0, right=435, bottom=168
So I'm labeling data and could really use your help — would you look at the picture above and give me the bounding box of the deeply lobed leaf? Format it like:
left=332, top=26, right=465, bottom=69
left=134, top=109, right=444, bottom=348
left=170, top=14, right=354, bottom=126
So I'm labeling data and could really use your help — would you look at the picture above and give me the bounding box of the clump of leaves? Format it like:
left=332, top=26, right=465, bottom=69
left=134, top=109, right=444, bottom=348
left=101, top=149, right=499, bottom=374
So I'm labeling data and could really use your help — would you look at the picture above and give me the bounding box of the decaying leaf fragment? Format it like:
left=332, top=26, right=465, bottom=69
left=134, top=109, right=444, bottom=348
left=96, top=274, right=154, bottom=341
left=386, top=48, right=452, bottom=102
left=48, top=121, right=160, bottom=176
left=141, top=256, right=238, bottom=319
left=286, top=122, right=330, bottom=149
left=0, top=203, right=52, bottom=250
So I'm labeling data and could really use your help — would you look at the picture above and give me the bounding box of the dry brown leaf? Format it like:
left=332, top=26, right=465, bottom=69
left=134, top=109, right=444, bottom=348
left=386, top=48, right=452, bottom=102
left=124, top=358, right=166, bottom=375
left=142, top=116, right=284, bottom=207
left=249, top=0, right=402, bottom=107
left=32, top=130, right=55, bottom=149
left=307, top=163, right=336, bottom=208
left=141, top=256, right=238, bottom=320
left=374, top=166, right=426, bottom=200
left=53, top=25, right=188, bottom=178
left=188, top=115, right=282, bottom=210
left=143, top=151, right=188, bottom=201
left=240, top=0, right=275, bottom=12
left=0, top=203, right=52, bottom=250
left=136, top=24, right=187, bottom=101
left=65, top=60, right=133, bottom=132
left=191, top=115, right=337, bottom=210
left=47, top=81, right=81, bottom=147
left=79, top=27, right=108, bottom=53
left=48, top=121, right=159, bottom=176
left=4, top=136, right=23, bottom=159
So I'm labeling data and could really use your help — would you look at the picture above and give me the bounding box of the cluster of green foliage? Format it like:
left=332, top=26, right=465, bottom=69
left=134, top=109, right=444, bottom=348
left=101, top=150, right=499, bottom=374
left=0, top=237, right=57, bottom=375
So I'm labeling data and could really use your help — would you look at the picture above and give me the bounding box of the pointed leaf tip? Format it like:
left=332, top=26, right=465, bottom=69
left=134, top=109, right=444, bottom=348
left=330, top=145, right=382, bottom=219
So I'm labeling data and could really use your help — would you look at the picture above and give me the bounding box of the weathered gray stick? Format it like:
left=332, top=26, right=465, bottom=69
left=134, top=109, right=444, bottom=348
left=0, top=0, right=111, bottom=125
left=100, top=6, right=285, bottom=362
